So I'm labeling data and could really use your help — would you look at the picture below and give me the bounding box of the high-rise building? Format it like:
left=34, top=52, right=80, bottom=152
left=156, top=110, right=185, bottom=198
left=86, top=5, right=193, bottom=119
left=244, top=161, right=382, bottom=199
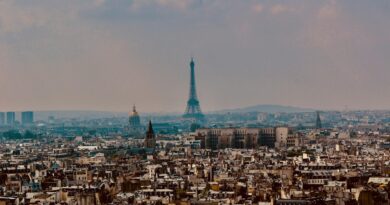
left=22, top=111, right=34, bottom=125
left=48, top=116, right=55, bottom=124
left=183, top=58, right=204, bottom=120
left=316, top=111, right=322, bottom=129
left=6, top=112, right=15, bottom=125
left=0, top=112, right=5, bottom=125
left=144, top=121, right=156, bottom=149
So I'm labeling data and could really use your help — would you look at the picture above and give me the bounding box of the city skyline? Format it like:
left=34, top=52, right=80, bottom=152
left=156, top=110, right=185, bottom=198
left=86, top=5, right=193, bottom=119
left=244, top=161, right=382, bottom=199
left=1, top=0, right=390, bottom=112
left=1, top=1, right=390, bottom=204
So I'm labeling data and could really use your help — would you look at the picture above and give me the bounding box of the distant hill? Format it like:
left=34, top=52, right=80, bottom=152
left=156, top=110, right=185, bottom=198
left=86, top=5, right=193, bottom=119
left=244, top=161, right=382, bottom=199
left=213, top=104, right=315, bottom=114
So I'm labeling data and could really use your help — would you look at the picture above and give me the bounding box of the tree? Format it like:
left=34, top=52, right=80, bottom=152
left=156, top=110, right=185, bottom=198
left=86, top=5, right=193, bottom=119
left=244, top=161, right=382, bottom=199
left=23, top=130, right=36, bottom=139
left=190, top=123, right=201, bottom=132
left=3, top=130, right=22, bottom=139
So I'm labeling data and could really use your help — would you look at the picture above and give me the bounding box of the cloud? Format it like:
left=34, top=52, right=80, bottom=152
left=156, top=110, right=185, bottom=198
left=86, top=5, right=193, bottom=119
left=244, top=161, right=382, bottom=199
left=303, top=0, right=371, bottom=50
left=0, top=1, right=95, bottom=34
left=1, top=0, right=390, bottom=111
left=130, top=0, right=195, bottom=11
left=252, top=3, right=264, bottom=14
left=156, top=0, right=192, bottom=9
left=317, top=0, right=338, bottom=19
left=270, top=4, right=296, bottom=15
left=94, top=0, right=106, bottom=7
left=0, top=1, right=47, bottom=33
left=304, top=0, right=341, bottom=48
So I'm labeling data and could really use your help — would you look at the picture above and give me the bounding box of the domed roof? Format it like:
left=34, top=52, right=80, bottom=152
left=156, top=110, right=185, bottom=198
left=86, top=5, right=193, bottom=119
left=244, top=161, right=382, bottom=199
left=129, top=105, right=141, bottom=128
left=129, top=105, right=139, bottom=117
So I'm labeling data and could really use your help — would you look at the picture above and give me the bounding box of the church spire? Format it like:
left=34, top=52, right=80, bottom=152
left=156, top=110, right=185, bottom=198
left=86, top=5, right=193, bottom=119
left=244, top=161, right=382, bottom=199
left=147, top=120, right=154, bottom=136
left=144, top=120, right=156, bottom=149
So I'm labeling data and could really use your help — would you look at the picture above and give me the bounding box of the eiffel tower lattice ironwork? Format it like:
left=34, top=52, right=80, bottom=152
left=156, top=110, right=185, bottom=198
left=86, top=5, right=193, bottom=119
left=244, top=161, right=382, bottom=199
left=183, top=58, right=204, bottom=119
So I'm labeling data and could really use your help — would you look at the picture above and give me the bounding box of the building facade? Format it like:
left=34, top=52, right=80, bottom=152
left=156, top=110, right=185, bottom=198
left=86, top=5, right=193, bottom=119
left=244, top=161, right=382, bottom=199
left=6, top=112, right=16, bottom=125
left=0, top=112, right=5, bottom=125
left=196, top=127, right=290, bottom=150
left=21, top=111, right=34, bottom=125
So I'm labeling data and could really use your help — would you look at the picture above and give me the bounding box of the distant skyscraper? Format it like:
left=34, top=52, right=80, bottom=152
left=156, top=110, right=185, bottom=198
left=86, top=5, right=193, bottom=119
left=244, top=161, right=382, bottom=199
left=0, top=112, right=5, bottom=125
left=22, top=111, right=34, bottom=124
left=6, top=112, right=15, bottom=125
left=183, top=58, right=204, bottom=120
left=144, top=121, right=156, bottom=149
left=316, top=111, right=322, bottom=129
left=48, top=116, right=55, bottom=124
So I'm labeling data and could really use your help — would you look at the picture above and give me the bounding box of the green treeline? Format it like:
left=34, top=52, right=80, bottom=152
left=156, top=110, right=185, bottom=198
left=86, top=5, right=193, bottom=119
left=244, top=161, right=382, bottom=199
left=1, top=130, right=37, bottom=140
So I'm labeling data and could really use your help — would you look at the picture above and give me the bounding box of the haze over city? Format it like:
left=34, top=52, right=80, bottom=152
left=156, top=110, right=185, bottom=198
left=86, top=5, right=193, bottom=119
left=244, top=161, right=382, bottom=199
left=2, top=1, right=390, bottom=205
left=1, top=0, right=390, bottom=112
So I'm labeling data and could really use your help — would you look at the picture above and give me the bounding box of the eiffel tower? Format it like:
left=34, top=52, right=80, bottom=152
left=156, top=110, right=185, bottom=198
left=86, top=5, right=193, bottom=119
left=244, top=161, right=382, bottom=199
left=183, top=58, right=204, bottom=120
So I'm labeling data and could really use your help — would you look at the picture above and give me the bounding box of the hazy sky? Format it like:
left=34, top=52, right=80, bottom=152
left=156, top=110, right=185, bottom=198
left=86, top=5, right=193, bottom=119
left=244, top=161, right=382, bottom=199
left=0, top=0, right=390, bottom=112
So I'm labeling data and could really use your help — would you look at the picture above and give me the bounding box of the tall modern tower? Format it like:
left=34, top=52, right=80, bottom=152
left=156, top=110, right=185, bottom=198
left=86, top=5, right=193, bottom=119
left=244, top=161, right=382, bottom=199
left=22, top=111, right=34, bottom=125
left=6, top=112, right=15, bottom=125
left=316, top=111, right=322, bottom=129
left=0, top=112, right=5, bottom=125
left=183, top=58, right=204, bottom=120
